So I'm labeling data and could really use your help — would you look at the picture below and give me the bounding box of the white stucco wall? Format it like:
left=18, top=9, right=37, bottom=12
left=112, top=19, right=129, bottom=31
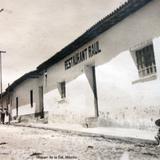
left=11, top=78, right=41, bottom=117
left=44, top=74, right=95, bottom=123
left=12, top=103, right=36, bottom=117
left=96, top=37, right=160, bottom=129
left=42, top=0, right=160, bottom=128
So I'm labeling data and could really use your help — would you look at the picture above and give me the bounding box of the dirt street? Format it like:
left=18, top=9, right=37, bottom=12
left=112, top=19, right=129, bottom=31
left=0, top=125, right=159, bottom=160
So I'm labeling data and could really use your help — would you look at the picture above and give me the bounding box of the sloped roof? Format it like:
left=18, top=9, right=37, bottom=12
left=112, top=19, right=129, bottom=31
left=4, top=0, right=153, bottom=93
left=6, top=70, right=42, bottom=91
left=37, top=0, right=153, bottom=71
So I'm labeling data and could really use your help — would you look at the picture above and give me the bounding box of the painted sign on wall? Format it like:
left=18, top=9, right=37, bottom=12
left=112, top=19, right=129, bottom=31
left=64, top=41, right=101, bottom=70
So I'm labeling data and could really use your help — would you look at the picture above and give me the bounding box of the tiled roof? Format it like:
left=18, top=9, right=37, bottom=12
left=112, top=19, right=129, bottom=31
left=37, top=0, right=153, bottom=71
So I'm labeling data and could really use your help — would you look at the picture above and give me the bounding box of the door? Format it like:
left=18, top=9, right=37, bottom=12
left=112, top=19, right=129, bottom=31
left=16, top=97, right=18, bottom=117
left=39, top=86, right=44, bottom=118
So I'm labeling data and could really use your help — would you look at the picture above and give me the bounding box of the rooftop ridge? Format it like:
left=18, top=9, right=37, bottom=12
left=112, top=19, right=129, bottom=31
left=37, top=0, right=152, bottom=71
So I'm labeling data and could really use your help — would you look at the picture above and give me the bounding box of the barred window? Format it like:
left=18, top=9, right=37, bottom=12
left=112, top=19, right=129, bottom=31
left=135, top=44, right=156, bottom=77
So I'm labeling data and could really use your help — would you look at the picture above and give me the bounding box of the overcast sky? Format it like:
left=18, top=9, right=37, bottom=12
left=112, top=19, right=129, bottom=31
left=0, top=0, right=126, bottom=90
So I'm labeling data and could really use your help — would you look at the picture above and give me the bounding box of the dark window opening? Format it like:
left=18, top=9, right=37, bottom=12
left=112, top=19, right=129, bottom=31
left=60, top=81, right=66, bottom=99
left=135, top=44, right=156, bottom=78
left=30, top=90, right=33, bottom=107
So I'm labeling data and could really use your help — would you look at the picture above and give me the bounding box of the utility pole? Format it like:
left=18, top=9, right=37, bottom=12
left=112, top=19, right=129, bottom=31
left=0, top=51, right=6, bottom=109
left=7, top=83, right=10, bottom=111
left=0, top=8, right=6, bottom=110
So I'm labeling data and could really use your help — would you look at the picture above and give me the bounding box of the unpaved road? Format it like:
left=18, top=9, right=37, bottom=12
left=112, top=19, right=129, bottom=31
left=0, top=125, right=160, bottom=160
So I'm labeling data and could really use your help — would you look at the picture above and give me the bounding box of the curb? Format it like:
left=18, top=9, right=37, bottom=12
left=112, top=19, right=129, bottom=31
left=11, top=123, right=156, bottom=145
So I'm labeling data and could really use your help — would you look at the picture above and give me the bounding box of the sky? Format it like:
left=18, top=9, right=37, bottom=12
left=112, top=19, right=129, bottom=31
left=0, top=0, right=126, bottom=90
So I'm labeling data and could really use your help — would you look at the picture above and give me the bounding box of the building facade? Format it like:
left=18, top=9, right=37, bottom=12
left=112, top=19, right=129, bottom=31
left=5, top=71, right=45, bottom=122
left=3, top=0, right=160, bottom=129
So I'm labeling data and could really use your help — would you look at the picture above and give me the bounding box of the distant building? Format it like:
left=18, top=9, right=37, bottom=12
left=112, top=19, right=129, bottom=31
left=6, top=71, right=45, bottom=121
left=2, top=0, right=160, bottom=129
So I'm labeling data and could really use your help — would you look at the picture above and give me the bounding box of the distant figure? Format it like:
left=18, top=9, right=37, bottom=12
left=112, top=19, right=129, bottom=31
left=4, top=110, right=10, bottom=125
left=1, top=110, right=5, bottom=124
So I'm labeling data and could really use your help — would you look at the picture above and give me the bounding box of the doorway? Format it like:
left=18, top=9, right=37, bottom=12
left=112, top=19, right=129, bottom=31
left=16, top=97, right=18, bottom=117
left=39, top=86, right=44, bottom=118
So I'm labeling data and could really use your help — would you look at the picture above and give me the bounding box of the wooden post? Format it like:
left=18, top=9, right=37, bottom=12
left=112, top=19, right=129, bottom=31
left=0, top=51, right=6, bottom=109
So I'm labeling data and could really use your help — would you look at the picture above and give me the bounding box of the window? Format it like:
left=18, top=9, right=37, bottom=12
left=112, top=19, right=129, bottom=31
left=30, top=90, right=33, bottom=107
left=135, top=44, right=156, bottom=78
left=60, top=81, right=66, bottom=99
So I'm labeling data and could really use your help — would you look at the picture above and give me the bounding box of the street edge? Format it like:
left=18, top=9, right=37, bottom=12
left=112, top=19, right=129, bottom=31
left=11, top=123, right=157, bottom=145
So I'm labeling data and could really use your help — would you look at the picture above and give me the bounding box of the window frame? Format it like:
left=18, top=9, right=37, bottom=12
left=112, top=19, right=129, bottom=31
left=134, top=43, right=157, bottom=78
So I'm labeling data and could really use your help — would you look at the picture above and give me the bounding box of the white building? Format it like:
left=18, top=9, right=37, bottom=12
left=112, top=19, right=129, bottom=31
left=6, top=71, right=45, bottom=121
left=3, top=0, right=160, bottom=129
